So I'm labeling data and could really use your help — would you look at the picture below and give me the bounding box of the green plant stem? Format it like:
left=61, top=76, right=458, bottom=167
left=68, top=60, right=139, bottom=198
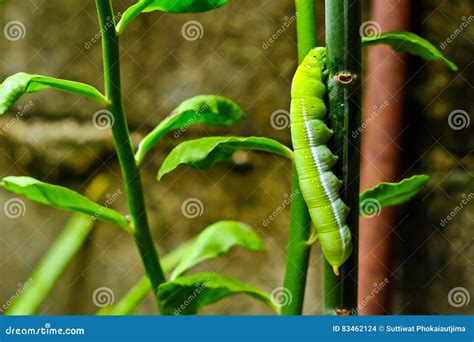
left=324, top=0, right=361, bottom=315
left=4, top=175, right=110, bottom=315
left=295, top=0, right=317, bottom=59
left=95, top=0, right=166, bottom=308
left=281, top=0, right=316, bottom=316
left=6, top=215, right=94, bottom=315
left=282, top=166, right=312, bottom=315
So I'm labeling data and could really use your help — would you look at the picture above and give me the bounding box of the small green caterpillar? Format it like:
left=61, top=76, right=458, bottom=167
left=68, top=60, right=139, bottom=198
left=290, top=47, right=352, bottom=275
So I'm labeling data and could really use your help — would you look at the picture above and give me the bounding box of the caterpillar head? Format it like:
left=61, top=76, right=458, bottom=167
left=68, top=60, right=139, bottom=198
left=302, top=47, right=326, bottom=70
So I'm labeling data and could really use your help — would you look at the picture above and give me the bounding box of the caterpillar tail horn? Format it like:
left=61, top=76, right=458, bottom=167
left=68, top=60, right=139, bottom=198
left=333, top=266, right=340, bottom=276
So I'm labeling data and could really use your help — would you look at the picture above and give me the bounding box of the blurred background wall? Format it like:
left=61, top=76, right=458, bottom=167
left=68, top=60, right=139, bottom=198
left=0, top=0, right=472, bottom=314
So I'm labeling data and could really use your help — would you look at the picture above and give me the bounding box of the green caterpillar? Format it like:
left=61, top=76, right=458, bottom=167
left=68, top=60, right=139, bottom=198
left=290, top=47, right=352, bottom=275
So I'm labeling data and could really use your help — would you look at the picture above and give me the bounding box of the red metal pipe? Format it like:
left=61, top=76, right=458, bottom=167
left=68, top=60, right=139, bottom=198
left=358, top=0, right=411, bottom=315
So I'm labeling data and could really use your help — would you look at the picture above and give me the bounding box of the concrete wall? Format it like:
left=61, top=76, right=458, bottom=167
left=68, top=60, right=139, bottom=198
left=0, top=0, right=472, bottom=314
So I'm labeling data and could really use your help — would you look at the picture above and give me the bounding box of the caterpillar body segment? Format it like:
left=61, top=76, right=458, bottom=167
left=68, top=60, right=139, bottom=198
left=290, top=47, right=352, bottom=275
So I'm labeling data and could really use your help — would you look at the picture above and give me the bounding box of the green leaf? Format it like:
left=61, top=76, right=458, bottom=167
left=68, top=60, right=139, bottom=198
left=362, top=31, right=457, bottom=71
left=171, top=221, right=264, bottom=280
left=99, top=239, right=196, bottom=315
left=117, top=0, right=229, bottom=34
left=158, top=136, right=294, bottom=180
left=5, top=174, right=112, bottom=315
left=359, top=175, right=430, bottom=214
left=143, top=0, right=229, bottom=13
left=158, top=273, right=277, bottom=315
left=0, top=73, right=108, bottom=115
left=99, top=221, right=264, bottom=315
left=1, top=176, right=131, bottom=232
left=135, top=95, right=245, bottom=165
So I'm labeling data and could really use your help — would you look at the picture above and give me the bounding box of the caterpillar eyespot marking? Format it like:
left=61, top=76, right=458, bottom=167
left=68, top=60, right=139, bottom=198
left=290, top=47, right=353, bottom=275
